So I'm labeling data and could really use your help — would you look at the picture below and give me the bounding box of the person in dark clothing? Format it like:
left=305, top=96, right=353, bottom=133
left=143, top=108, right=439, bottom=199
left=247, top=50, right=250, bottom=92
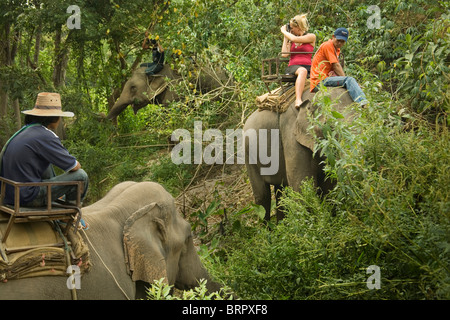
left=141, top=31, right=165, bottom=75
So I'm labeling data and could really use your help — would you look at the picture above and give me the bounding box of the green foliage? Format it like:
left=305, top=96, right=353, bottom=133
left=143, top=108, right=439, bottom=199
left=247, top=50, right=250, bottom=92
left=347, top=2, right=449, bottom=121
left=0, top=113, right=17, bottom=147
left=205, top=94, right=449, bottom=299
left=0, top=66, right=42, bottom=102
left=146, top=278, right=234, bottom=300
left=191, top=199, right=221, bottom=237
left=147, top=153, right=194, bottom=196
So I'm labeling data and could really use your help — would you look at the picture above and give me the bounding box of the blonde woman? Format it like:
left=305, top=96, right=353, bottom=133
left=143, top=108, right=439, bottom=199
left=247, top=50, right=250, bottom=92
left=281, top=14, right=316, bottom=108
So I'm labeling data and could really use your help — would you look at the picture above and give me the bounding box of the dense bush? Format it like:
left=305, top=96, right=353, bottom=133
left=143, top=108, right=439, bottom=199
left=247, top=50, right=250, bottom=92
left=146, top=278, right=234, bottom=300
left=206, top=100, right=449, bottom=299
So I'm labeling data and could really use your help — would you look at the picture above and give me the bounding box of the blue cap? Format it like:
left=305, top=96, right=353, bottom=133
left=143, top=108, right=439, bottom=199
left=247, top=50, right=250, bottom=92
left=334, top=28, right=349, bottom=41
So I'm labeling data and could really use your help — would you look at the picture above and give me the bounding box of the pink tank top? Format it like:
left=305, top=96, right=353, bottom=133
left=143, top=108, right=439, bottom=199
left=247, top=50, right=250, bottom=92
left=288, top=41, right=314, bottom=66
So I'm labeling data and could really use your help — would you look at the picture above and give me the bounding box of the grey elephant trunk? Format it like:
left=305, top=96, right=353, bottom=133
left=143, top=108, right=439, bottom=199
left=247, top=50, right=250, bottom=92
left=107, top=96, right=130, bottom=120
left=175, top=263, right=222, bottom=293
left=106, top=66, right=176, bottom=120
left=173, top=233, right=222, bottom=293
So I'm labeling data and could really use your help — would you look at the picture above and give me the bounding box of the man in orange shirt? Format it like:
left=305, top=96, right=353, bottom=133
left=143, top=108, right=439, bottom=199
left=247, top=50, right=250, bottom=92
left=310, top=28, right=368, bottom=106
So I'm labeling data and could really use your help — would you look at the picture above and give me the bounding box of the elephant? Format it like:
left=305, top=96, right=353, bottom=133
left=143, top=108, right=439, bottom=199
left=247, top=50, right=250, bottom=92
left=0, top=181, right=220, bottom=300
left=106, top=65, right=179, bottom=120
left=106, top=63, right=232, bottom=120
left=244, top=87, right=355, bottom=222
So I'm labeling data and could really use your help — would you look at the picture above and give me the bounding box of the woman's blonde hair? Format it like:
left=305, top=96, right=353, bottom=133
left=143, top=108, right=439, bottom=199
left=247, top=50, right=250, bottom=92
left=290, top=14, right=309, bottom=32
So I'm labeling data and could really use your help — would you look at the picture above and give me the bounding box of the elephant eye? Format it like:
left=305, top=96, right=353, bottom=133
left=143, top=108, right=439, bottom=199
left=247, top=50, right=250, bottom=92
left=130, top=85, right=137, bottom=93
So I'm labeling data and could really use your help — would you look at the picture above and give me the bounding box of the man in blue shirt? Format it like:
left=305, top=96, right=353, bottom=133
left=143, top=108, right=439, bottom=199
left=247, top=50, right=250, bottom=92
left=0, top=92, right=88, bottom=207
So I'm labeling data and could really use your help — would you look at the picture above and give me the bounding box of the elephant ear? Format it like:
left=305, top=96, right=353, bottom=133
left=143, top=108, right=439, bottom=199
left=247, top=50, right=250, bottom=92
left=294, top=90, right=357, bottom=152
left=147, top=65, right=178, bottom=100
left=148, top=75, right=168, bottom=100
left=123, top=202, right=168, bottom=284
left=294, top=99, right=322, bottom=152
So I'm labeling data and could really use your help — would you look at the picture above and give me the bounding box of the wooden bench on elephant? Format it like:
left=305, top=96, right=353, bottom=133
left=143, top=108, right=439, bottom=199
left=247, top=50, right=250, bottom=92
left=261, top=52, right=298, bottom=92
left=0, top=177, right=82, bottom=262
left=261, top=51, right=345, bottom=92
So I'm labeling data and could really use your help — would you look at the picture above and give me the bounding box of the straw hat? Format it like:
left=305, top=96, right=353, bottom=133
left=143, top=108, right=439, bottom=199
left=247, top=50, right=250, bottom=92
left=22, top=92, right=74, bottom=117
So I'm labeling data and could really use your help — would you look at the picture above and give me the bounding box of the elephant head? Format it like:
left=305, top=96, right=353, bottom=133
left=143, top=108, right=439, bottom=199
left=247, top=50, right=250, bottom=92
left=106, top=62, right=233, bottom=121
left=106, top=65, right=179, bottom=120
left=122, top=194, right=219, bottom=292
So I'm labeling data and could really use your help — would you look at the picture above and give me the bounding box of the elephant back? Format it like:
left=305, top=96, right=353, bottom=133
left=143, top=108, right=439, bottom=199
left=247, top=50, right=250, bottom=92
left=256, top=85, right=296, bottom=113
left=256, top=80, right=313, bottom=113
left=141, top=65, right=174, bottom=98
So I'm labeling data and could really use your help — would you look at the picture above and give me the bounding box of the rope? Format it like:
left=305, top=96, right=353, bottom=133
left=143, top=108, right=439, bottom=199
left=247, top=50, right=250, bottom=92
left=54, top=201, right=131, bottom=300
left=80, top=229, right=131, bottom=300
left=54, top=221, right=77, bottom=300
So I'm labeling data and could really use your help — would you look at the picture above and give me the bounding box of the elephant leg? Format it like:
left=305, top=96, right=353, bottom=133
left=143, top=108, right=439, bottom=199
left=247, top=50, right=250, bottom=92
left=245, top=141, right=273, bottom=222
left=257, top=182, right=272, bottom=222
left=246, top=169, right=272, bottom=221
left=316, top=155, right=336, bottom=196
left=285, top=145, right=319, bottom=193
left=274, top=184, right=285, bottom=222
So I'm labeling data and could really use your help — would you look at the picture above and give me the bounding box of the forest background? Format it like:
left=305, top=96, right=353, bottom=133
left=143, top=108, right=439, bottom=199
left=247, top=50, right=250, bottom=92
left=0, top=0, right=449, bottom=299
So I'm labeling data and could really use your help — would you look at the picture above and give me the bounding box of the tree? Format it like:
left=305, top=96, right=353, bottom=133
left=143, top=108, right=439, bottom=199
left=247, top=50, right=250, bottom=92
left=0, top=0, right=28, bottom=127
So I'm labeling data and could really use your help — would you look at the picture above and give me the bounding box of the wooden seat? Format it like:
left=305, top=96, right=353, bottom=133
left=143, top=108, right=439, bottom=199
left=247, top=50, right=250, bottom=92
left=261, top=51, right=345, bottom=92
left=261, top=52, right=309, bottom=91
left=0, top=177, right=82, bottom=261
